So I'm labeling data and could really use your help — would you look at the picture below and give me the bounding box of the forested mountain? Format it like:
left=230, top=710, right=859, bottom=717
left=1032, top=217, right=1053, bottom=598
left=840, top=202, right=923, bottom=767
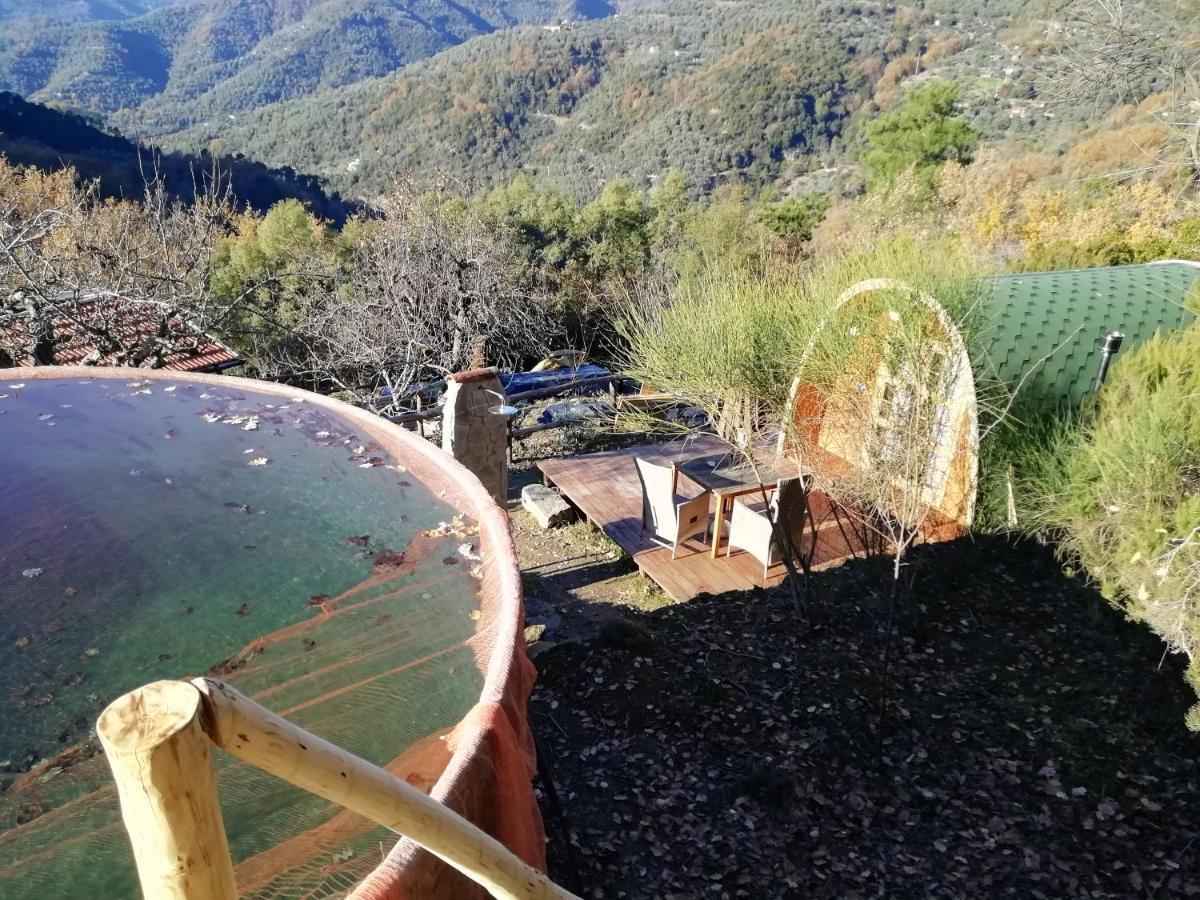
left=4, top=0, right=1188, bottom=204
left=0, top=91, right=355, bottom=221
left=0, top=0, right=174, bottom=22
left=0, top=0, right=628, bottom=134
left=157, top=0, right=1037, bottom=198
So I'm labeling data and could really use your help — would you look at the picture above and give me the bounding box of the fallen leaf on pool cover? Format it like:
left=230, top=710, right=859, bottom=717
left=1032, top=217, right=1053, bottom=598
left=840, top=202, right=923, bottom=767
left=247, top=457, right=269, bottom=466
left=468, top=609, right=481, bottom=621
left=373, top=548, right=407, bottom=570
left=63, top=587, right=76, bottom=597
left=423, top=515, right=476, bottom=539
left=14, top=636, right=29, bottom=648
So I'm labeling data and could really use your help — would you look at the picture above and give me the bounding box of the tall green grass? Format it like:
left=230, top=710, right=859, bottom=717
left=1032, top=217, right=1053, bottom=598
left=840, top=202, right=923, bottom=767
left=619, top=236, right=983, bottom=434
left=1023, top=325, right=1200, bottom=729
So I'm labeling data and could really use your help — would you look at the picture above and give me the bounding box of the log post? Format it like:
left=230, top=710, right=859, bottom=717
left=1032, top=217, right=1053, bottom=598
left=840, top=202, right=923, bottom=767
left=97, top=680, right=237, bottom=900
left=192, top=677, right=578, bottom=900
left=441, top=367, right=509, bottom=505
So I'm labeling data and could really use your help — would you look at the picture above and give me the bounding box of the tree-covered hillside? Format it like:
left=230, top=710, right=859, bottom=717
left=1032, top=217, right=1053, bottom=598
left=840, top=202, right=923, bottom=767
left=0, top=0, right=624, bottom=131
left=158, top=0, right=1035, bottom=198
left=0, top=0, right=174, bottom=22
left=0, top=91, right=355, bottom=221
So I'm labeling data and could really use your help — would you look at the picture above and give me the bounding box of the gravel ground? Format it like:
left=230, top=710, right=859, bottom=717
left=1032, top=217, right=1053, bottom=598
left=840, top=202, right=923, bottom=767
left=523, top=534, right=1200, bottom=899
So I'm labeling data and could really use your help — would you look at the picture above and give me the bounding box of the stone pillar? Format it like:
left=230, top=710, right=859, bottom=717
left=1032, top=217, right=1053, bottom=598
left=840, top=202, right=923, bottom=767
left=442, top=367, right=508, bottom=506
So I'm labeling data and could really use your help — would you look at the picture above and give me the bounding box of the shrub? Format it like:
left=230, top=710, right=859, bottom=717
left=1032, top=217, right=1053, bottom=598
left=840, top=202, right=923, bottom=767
left=862, top=81, right=977, bottom=191
left=758, top=192, right=830, bottom=244
left=1026, top=326, right=1200, bottom=729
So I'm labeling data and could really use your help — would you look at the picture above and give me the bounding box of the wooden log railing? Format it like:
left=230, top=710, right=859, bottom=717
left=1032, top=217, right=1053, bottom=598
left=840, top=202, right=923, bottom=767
left=388, top=405, right=443, bottom=424
left=97, top=678, right=580, bottom=900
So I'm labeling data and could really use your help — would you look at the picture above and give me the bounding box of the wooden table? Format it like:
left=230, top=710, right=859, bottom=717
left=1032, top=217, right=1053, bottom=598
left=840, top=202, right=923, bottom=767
left=678, top=447, right=795, bottom=559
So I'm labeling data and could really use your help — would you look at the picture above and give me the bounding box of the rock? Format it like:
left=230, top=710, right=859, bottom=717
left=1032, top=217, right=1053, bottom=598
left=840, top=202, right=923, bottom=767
left=524, top=623, right=547, bottom=644
left=521, top=484, right=576, bottom=529
left=525, top=596, right=562, bottom=634
left=528, top=643, right=559, bottom=662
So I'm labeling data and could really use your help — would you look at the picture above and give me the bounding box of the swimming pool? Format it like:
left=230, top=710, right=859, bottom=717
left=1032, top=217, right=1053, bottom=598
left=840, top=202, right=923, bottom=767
left=0, top=368, right=538, bottom=898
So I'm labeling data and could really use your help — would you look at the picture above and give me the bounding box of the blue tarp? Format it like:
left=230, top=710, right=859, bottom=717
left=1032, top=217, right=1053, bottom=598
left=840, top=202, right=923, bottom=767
left=379, top=364, right=623, bottom=405
left=500, top=364, right=613, bottom=395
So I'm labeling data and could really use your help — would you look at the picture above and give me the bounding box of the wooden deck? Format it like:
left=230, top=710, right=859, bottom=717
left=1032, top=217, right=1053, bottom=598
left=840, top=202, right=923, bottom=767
left=537, top=436, right=861, bottom=602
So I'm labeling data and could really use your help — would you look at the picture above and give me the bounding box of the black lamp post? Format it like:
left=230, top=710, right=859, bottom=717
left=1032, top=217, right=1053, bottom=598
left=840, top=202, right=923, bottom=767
left=1092, top=329, right=1125, bottom=393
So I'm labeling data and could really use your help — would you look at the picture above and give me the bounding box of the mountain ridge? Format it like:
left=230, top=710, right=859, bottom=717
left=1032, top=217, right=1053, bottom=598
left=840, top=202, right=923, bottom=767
left=0, top=90, right=356, bottom=221
left=156, top=0, right=1031, bottom=198
left=0, top=0, right=633, bottom=132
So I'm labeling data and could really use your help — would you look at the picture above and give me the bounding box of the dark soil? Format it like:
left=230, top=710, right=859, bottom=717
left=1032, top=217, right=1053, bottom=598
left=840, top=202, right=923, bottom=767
left=527, top=535, right=1200, bottom=898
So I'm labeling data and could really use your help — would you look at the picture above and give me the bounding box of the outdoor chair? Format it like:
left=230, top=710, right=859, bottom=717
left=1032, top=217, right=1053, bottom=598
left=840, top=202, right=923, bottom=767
left=634, top=457, right=712, bottom=559
left=725, top=476, right=808, bottom=581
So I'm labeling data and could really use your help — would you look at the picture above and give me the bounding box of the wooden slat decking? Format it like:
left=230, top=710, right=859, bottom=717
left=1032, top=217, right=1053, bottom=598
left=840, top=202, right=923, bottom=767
left=536, top=436, right=860, bottom=602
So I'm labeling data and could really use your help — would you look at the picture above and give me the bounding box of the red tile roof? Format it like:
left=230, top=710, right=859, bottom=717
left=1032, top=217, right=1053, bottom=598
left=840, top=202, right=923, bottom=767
left=1, top=298, right=242, bottom=372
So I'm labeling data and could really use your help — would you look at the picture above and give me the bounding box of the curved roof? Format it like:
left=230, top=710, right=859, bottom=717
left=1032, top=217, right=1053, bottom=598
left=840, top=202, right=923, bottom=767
left=976, top=261, right=1199, bottom=408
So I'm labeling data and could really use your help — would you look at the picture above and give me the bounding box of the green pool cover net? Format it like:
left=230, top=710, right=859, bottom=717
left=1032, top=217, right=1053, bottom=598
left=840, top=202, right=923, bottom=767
left=0, top=373, right=493, bottom=898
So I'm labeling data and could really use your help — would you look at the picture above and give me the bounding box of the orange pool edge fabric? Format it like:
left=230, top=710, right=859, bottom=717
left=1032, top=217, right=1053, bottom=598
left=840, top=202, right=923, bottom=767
left=346, top=422, right=546, bottom=899
left=349, top=659, right=545, bottom=899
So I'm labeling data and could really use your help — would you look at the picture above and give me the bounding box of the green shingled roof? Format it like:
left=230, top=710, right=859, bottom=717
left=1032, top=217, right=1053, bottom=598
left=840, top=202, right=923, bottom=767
left=975, top=262, right=1200, bottom=408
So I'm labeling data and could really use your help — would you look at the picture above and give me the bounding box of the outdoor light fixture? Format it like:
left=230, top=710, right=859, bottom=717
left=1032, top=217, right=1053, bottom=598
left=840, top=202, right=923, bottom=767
left=1093, top=329, right=1125, bottom=392
left=484, top=388, right=519, bottom=417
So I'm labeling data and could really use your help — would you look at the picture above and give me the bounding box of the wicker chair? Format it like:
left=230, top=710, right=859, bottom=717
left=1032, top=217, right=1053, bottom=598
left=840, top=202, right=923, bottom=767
left=634, top=457, right=712, bottom=559
left=725, top=476, right=808, bottom=581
